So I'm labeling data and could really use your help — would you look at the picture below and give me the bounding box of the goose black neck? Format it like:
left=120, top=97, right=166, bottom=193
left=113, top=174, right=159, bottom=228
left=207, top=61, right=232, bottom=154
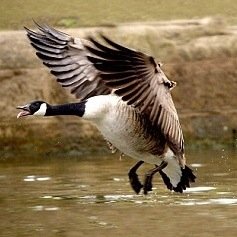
left=46, top=101, right=86, bottom=117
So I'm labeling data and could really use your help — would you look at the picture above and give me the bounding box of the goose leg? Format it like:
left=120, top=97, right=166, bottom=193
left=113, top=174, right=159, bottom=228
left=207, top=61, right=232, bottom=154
left=143, top=161, right=168, bottom=195
left=128, top=161, right=144, bottom=194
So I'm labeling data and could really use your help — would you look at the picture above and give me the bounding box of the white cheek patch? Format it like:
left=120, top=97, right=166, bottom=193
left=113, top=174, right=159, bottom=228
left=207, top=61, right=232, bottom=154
left=33, top=103, right=47, bottom=116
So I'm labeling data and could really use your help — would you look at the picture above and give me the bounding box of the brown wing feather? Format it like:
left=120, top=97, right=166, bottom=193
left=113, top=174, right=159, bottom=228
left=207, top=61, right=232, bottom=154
left=85, top=36, right=184, bottom=155
left=25, top=23, right=111, bottom=101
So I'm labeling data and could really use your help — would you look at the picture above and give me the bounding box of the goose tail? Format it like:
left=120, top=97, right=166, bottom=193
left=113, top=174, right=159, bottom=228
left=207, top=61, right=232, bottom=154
left=159, top=166, right=196, bottom=193
left=159, top=157, right=196, bottom=193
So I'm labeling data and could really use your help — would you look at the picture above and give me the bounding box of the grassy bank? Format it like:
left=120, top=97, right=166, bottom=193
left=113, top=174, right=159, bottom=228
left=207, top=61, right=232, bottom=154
left=0, top=16, right=237, bottom=154
left=1, top=0, right=237, bottom=30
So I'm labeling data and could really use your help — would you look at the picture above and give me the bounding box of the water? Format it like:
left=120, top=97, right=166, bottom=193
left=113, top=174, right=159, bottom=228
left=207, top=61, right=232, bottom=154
left=0, top=149, right=237, bottom=237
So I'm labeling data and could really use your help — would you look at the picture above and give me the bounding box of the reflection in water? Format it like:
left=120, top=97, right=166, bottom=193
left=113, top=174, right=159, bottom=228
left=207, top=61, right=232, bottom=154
left=0, top=149, right=237, bottom=236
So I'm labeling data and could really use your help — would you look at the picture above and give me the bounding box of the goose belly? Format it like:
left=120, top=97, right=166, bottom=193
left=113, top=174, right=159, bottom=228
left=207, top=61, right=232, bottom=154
left=96, top=112, right=162, bottom=165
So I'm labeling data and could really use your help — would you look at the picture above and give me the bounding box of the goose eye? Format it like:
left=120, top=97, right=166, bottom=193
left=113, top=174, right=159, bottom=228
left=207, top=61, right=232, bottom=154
left=33, top=103, right=38, bottom=108
left=30, top=102, right=41, bottom=112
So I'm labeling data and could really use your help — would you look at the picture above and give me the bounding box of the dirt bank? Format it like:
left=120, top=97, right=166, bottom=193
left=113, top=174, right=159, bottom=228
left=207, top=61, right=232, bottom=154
left=1, top=18, right=237, bottom=153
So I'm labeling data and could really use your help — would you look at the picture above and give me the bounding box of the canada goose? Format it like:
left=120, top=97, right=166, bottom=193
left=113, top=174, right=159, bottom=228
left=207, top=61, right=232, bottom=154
left=17, top=23, right=196, bottom=194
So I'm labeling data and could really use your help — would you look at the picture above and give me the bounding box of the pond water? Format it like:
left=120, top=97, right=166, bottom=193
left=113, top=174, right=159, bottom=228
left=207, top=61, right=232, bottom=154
left=0, top=148, right=237, bottom=237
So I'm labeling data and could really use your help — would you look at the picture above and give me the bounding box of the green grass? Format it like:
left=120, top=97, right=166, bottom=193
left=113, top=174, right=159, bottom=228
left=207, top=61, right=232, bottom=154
left=1, top=0, right=237, bottom=30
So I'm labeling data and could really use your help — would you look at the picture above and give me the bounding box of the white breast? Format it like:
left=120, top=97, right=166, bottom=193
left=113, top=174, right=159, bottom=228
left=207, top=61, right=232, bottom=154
left=84, top=95, right=162, bottom=165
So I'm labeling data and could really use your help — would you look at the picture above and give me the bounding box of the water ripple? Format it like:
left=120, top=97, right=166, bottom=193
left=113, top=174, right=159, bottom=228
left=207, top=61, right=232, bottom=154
left=184, top=186, right=216, bottom=193
left=31, top=205, right=60, bottom=211
left=23, top=175, right=51, bottom=182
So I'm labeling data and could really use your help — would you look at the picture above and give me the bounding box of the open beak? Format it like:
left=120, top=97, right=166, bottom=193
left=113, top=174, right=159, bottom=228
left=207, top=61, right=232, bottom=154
left=16, top=104, right=31, bottom=119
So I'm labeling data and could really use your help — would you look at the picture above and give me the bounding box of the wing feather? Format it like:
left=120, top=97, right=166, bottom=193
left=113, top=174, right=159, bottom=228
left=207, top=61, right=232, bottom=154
left=86, top=36, right=184, bottom=155
left=25, top=24, right=111, bottom=101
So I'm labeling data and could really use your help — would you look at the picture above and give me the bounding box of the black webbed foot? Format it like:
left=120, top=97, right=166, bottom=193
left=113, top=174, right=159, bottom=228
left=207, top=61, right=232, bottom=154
left=143, top=173, right=153, bottom=195
left=128, top=161, right=144, bottom=194
left=128, top=171, right=143, bottom=194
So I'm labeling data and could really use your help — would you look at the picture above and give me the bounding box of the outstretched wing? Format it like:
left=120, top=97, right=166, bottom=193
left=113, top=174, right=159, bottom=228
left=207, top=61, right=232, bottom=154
left=85, top=36, right=184, bottom=155
left=25, top=23, right=111, bottom=101
left=25, top=23, right=184, bottom=156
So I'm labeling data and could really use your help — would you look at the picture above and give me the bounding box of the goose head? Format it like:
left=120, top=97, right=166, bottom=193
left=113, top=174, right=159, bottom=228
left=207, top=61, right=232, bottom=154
left=17, top=101, right=48, bottom=118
